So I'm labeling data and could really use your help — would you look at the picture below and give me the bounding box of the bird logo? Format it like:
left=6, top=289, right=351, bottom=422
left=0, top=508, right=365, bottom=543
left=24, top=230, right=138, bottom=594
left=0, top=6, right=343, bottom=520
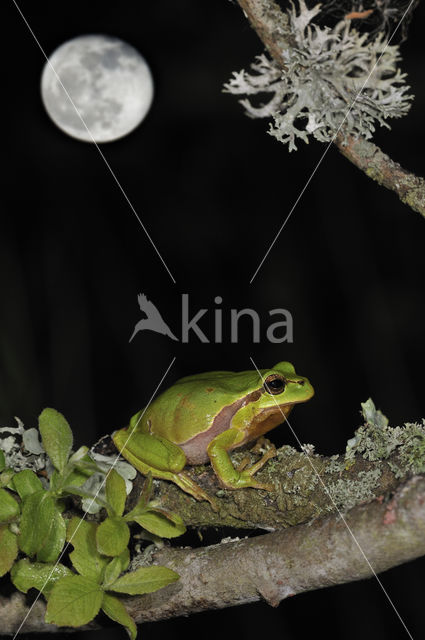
left=129, top=293, right=179, bottom=342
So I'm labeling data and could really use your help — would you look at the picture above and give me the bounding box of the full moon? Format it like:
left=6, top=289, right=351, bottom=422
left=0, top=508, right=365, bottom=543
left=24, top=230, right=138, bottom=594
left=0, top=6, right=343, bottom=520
left=41, top=35, right=154, bottom=143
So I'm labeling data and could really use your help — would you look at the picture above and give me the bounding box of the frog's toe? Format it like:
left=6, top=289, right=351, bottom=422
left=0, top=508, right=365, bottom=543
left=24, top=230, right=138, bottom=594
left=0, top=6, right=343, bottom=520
left=248, top=479, right=275, bottom=492
left=174, top=471, right=218, bottom=511
left=245, top=447, right=277, bottom=478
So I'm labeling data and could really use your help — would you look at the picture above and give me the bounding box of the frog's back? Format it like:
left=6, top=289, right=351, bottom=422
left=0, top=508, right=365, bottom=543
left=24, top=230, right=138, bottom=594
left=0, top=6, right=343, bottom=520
left=143, top=369, right=262, bottom=443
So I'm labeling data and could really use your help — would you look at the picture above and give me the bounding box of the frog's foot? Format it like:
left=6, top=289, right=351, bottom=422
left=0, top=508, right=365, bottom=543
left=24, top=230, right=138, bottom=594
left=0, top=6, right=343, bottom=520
left=246, top=445, right=277, bottom=475
left=237, top=442, right=277, bottom=476
left=236, top=455, right=251, bottom=473
left=249, top=436, right=274, bottom=455
left=173, top=471, right=218, bottom=512
left=220, top=470, right=275, bottom=492
left=230, top=447, right=277, bottom=492
left=237, top=441, right=277, bottom=473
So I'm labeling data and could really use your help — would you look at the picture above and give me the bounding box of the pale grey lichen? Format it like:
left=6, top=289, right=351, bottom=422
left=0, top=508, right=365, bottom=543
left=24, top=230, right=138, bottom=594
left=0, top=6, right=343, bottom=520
left=325, top=454, right=345, bottom=474
left=300, top=443, right=315, bottom=456
left=345, top=398, right=401, bottom=462
left=0, top=418, right=51, bottom=477
left=224, top=0, right=413, bottom=151
left=345, top=398, right=425, bottom=478
left=327, top=467, right=382, bottom=511
left=22, top=428, right=45, bottom=455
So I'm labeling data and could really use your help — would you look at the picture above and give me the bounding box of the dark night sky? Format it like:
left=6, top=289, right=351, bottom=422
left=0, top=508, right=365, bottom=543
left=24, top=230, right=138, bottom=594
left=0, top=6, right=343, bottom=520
left=1, top=1, right=425, bottom=639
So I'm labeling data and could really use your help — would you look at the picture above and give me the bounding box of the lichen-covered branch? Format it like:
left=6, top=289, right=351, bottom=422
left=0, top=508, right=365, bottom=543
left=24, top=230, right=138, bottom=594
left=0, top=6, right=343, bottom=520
left=2, top=474, right=425, bottom=633
left=237, top=0, right=294, bottom=69
left=233, top=0, right=425, bottom=219
left=335, top=133, right=425, bottom=216
left=146, top=444, right=410, bottom=529
left=141, top=403, right=425, bottom=529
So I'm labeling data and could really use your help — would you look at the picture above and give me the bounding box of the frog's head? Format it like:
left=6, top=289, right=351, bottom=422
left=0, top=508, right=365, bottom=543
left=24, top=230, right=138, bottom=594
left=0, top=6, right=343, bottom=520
left=231, top=361, right=314, bottom=435
left=257, top=361, right=314, bottom=409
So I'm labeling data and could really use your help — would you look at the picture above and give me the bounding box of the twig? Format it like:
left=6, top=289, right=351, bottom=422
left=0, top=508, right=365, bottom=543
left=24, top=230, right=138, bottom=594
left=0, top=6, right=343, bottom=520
left=236, top=0, right=425, bottom=219
left=335, top=134, right=425, bottom=216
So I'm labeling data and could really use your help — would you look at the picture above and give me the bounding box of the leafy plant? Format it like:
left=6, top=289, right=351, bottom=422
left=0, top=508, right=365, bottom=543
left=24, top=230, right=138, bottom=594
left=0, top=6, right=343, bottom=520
left=0, top=476, right=21, bottom=576
left=10, top=409, right=98, bottom=565
left=39, top=517, right=177, bottom=637
left=97, top=471, right=186, bottom=557
left=0, top=409, right=185, bottom=638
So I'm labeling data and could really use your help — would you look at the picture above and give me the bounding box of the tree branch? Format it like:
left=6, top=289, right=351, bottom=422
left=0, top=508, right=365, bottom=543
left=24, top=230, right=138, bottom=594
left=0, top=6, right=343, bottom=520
left=335, top=134, right=425, bottom=216
left=144, top=445, right=407, bottom=530
left=2, top=474, right=425, bottom=633
left=235, top=0, right=425, bottom=219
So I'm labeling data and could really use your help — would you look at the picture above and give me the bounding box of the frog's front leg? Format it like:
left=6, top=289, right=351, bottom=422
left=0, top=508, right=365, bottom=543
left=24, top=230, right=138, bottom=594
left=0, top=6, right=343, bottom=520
left=207, top=428, right=275, bottom=491
left=113, top=430, right=217, bottom=510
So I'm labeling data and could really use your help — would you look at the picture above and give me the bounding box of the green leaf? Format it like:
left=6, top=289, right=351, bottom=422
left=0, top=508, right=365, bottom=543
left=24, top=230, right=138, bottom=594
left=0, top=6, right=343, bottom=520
left=101, top=593, right=137, bottom=640
left=0, top=450, right=5, bottom=472
left=68, top=446, right=89, bottom=464
left=0, top=468, right=15, bottom=489
left=133, top=510, right=186, bottom=538
left=37, top=509, right=66, bottom=563
left=106, top=469, right=127, bottom=517
left=61, top=485, right=107, bottom=508
left=45, top=575, right=103, bottom=627
left=0, top=488, right=20, bottom=523
left=18, top=490, right=56, bottom=556
left=11, top=557, right=72, bottom=596
left=0, top=525, right=18, bottom=576
left=101, top=548, right=129, bottom=583
left=124, top=476, right=153, bottom=521
left=71, top=458, right=104, bottom=475
left=96, top=517, right=129, bottom=557
left=118, top=547, right=130, bottom=573
left=102, top=557, right=123, bottom=588
left=63, top=468, right=92, bottom=488
left=39, top=408, right=73, bottom=474
left=12, top=469, right=43, bottom=500
left=49, top=470, right=63, bottom=491
left=63, top=448, right=95, bottom=488
left=66, top=517, right=108, bottom=582
left=109, top=565, right=179, bottom=596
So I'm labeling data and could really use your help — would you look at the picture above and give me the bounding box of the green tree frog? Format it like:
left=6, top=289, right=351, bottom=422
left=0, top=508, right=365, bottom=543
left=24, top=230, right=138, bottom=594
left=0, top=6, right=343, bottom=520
left=113, top=362, right=313, bottom=507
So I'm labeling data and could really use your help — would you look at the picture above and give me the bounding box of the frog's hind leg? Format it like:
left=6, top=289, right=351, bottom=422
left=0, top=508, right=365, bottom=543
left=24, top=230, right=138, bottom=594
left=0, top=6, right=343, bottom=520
left=172, top=471, right=218, bottom=511
left=130, top=461, right=217, bottom=511
left=126, top=458, right=216, bottom=510
left=113, top=430, right=217, bottom=510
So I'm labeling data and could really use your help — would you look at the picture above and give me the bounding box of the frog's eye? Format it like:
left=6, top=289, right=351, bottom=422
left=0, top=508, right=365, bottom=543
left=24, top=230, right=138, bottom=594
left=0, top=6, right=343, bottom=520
left=263, top=374, right=286, bottom=395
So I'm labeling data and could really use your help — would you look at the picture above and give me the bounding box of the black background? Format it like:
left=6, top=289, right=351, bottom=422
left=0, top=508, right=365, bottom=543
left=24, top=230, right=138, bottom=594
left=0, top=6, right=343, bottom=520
left=1, top=1, right=424, bottom=639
